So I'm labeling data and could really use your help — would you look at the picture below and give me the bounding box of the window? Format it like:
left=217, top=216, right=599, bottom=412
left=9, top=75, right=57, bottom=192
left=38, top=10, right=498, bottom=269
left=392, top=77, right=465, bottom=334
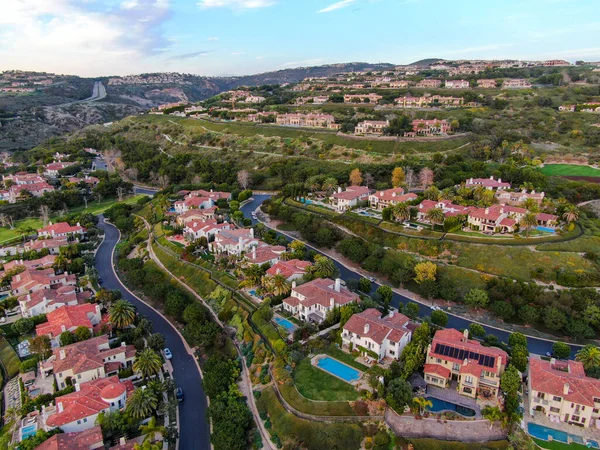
left=77, top=374, right=81, bottom=379
left=77, top=420, right=81, bottom=425
left=594, top=398, right=600, bottom=404
left=537, top=392, right=545, bottom=399
left=550, top=407, right=560, bottom=413
left=59, top=373, right=63, bottom=378
left=594, top=409, right=599, bottom=414
left=452, top=363, right=460, bottom=371
left=553, top=396, right=562, bottom=402
left=389, top=350, right=395, bottom=356
left=464, top=376, right=474, bottom=385
left=83, top=418, right=87, bottom=423
left=436, top=358, right=442, bottom=364
left=572, top=415, right=580, bottom=421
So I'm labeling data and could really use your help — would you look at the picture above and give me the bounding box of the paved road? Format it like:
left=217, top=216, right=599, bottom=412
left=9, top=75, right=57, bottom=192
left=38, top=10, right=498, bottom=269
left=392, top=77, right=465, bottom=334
left=241, top=194, right=583, bottom=357
left=95, top=217, right=210, bottom=450
left=134, top=185, right=158, bottom=196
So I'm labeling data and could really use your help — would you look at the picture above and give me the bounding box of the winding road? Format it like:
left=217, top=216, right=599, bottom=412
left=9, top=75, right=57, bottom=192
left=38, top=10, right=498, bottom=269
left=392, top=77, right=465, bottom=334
left=95, top=217, right=211, bottom=450
left=240, top=194, right=584, bottom=357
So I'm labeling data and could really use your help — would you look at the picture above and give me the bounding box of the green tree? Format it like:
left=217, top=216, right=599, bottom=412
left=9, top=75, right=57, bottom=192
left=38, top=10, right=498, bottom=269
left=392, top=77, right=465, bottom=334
left=147, top=333, right=166, bottom=351
left=500, top=365, right=521, bottom=397
left=521, top=212, right=538, bottom=237
left=358, top=277, right=371, bottom=293
left=134, top=349, right=163, bottom=379
left=482, top=406, right=503, bottom=430
left=412, top=396, right=432, bottom=415
left=519, top=305, right=540, bottom=325
left=508, top=332, right=527, bottom=349
left=109, top=299, right=136, bottom=329
left=464, top=289, right=489, bottom=310
left=392, top=202, right=411, bottom=223
left=468, top=323, right=485, bottom=339
left=425, top=207, right=445, bottom=228
left=543, top=307, right=567, bottom=331
left=552, top=341, right=571, bottom=359
left=59, top=331, right=76, bottom=346
left=12, top=318, right=35, bottom=335
left=309, top=255, right=336, bottom=279
left=74, top=326, right=92, bottom=342
left=576, top=345, right=600, bottom=370
left=562, top=205, right=580, bottom=224
left=127, top=387, right=159, bottom=419
left=430, top=310, right=448, bottom=327
left=405, top=302, right=420, bottom=319
left=386, top=378, right=413, bottom=412
left=510, top=345, right=529, bottom=373
left=376, top=285, right=393, bottom=306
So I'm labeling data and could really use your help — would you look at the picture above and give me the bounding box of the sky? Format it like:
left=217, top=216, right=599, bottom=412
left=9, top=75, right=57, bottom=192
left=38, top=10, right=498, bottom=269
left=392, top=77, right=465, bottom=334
left=1, top=0, right=599, bottom=77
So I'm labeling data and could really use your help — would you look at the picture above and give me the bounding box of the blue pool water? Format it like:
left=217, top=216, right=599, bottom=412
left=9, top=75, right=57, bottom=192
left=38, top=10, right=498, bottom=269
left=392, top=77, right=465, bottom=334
left=426, top=397, right=476, bottom=417
left=168, top=207, right=176, bottom=213
left=589, top=440, right=600, bottom=449
left=248, top=290, right=263, bottom=299
left=316, top=356, right=361, bottom=383
left=274, top=317, right=296, bottom=332
left=536, top=226, right=556, bottom=233
left=527, top=422, right=585, bottom=445
left=21, top=424, right=37, bottom=440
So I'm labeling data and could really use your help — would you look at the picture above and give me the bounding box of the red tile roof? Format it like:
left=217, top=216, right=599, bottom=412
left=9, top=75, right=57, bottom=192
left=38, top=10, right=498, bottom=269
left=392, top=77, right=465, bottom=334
left=34, top=426, right=103, bottom=450
left=424, top=363, right=451, bottom=379
left=284, top=278, right=359, bottom=309
left=38, top=222, right=85, bottom=236
left=36, top=304, right=100, bottom=338
left=266, top=259, right=312, bottom=279
left=343, top=308, right=411, bottom=345
left=332, top=186, right=370, bottom=201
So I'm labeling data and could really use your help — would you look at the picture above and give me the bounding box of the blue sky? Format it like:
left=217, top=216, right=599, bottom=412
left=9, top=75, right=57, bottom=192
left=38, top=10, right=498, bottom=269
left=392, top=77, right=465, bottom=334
left=1, top=0, right=599, bottom=77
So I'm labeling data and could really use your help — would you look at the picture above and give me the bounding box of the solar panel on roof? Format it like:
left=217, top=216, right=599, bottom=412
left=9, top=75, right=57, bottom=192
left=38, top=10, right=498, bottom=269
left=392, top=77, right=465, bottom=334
left=433, top=342, right=498, bottom=368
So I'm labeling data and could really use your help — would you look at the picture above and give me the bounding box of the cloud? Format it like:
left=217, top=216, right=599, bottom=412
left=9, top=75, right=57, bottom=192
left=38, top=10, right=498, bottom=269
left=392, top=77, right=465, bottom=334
left=317, top=0, right=356, bottom=13
left=197, top=0, right=275, bottom=9
left=231, top=51, right=245, bottom=55
left=281, top=58, right=326, bottom=68
left=167, top=50, right=212, bottom=60
left=207, top=36, right=219, bottom=41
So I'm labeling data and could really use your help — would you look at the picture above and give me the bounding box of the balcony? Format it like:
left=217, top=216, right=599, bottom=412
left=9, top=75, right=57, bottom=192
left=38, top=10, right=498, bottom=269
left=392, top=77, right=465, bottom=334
left=479, top=377, right=499, bottom=387
left=534, top=397, right=549, bottom=406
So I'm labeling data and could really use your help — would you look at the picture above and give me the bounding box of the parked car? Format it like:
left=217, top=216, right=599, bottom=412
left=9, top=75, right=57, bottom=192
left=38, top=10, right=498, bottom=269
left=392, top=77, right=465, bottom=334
left=368, top=277, right=376, bottom=283
left=164, top=348, right=172, bottom=360
left=176, top=387, right=184, bottom=402
left=431, top=306, right=441, bottom=311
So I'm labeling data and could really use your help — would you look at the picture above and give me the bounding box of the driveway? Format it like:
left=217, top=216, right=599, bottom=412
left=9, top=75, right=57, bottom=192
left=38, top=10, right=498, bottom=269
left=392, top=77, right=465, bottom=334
left=95, top=217, right=210, bottom=450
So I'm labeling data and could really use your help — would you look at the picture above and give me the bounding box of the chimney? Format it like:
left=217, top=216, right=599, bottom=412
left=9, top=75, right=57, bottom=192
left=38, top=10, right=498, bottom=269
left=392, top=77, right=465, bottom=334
left=498, top=178, right=502, bottom=183
left=550, top=357, right=556, bottom=366
left=59, top=349, right=66, bottom=359
left=389, top=311, right=394, bottom=318
left=462, top=329, right=469, bottom=342
left=532, top=190, right=536, bottom=194
left=379, top=191, right=383, bottom=197
left=485, top=208, right=489, bottom=214
left=250, top=228, right=254, bottom=238
left=334, top=278, right=341, bottom=292
left=61, top=325, right=66, bottom=332
left=392, top=192, right=396, bottom=197
left=276, top=268, right=281, bottom=275
left=252, top=248, right=256, bottom=260
left=330, top=297, right=335, bottom=308
left=57, top=402, right=63, bottom=413
left=121, top=341, right=126, bottom=347
left=563, top=383, right=570, bottom=396
left=338, top=187, right=342, bottom=193
left=292, top=281, right=296, bottom=289
left=364, top=324, right=370, bottom=334
left=470, top=177, right=473, bottom=183
left=490, top=176, right=494, bottom=180
left=76, top=222, right=80, bottom=227
left=119, top=437, right=127, bottom=446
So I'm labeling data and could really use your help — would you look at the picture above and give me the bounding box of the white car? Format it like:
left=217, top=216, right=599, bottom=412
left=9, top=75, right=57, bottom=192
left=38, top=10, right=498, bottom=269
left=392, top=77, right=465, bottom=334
left=431, top=306, right=442, bottom=311
left=163, top=348, right=172, bottom=360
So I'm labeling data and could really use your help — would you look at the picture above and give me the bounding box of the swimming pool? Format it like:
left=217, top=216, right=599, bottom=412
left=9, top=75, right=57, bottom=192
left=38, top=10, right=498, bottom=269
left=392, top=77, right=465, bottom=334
left=527, top=422, right=585, bottom=445
left=426, top=397, right=476, bottom=417
left=536, top=226, right=556, bottom=233
left=316, top=356, right=361, bottom=383
left=248, top=290, right=263, bottom=299
left=274, top=317, right=296, bottom=332
left=20, top=424, right=37, bottom=440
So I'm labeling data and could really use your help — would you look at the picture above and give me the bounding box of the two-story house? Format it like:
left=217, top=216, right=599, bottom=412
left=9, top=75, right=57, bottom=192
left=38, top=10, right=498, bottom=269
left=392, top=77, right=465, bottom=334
left=330, top=186, right=371, bottom=212
left=37, top=222, right=85, bottom=239
left=35, top=303, right=102, bottom=347
left=369, top=188, right=418, bottom=210
left=465, top=176, right=511, bottom=190
left=266, top=259, right=312, bottom=282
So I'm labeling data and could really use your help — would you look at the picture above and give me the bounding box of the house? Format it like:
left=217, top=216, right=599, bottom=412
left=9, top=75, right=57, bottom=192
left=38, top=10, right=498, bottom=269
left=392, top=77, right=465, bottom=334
left=11, top=268, right=77, bottom=296
left=36, top=304, right=102, bottom=347
left=543, top=60, right=571, bottom=67
left=37, top=222, right=85, bottom=239
left=466, top=206, right=518, bottom=233
left=343, top=94, right=382, bottom=104
left=416, top=200, right=471, bottom=222
left=175, top=208, right=218, bottom=226
left=266, top=259, right=312, bottom=281
left=355, top=120, right=389, bottom=135
left=40, top=336, right=136, bottom=389
left=528, top=356, right=600, bottom=428
left=477, top=79, right=498, bottom=89
left=495, top=189, right=545, bottom=206
left=465, top=176, right=511, bottom=190
left=68, top=176, right=100, bottom=186
left=247, top=112, right=279, bottom=123
left=23, top=237, right=70, bottom=255
left=174, top=196, right=213, bottom=213
left=34, top=426, right=104, bottom=450
left=244, top=243, right=286, bottom=266
left=209, top=228, right=259, bottom=255
left=243, top=95, right=265, bottom=103
left=369, top=188, right=418, bottom=210
left=424, top=328, right=508, bottom=398
left=389, top=81, right=410, bottom=88
left=342, top=309, right=413, bottom=361
left=43, top=376, right=134, bottom=433
left=282, top=278, right=359, bottom=323
left=276, top=113, right=339, bottom=129
left=183, top=219, right=231, bottom=241
left=19, top=286, right=92, bottom=318
left=404, top=119, right=451, bottom=137
left=188, top=189, right=231, bottom=202
left=45, top=162, right=76, bottom=178
left=3, top=173, right=46, bottom=186
left=330, top=186, right=371, bottom=211
left=2, top=254, right=56, bottom=273
left=416, top=79, right=442, bottom=88
left=503, top=79, right=532, bottom=89
left=9, top=182, right=54, bottom=203
left=395, top=95, right=463, bottom=108
left=445, top=80, right=470, bottom=89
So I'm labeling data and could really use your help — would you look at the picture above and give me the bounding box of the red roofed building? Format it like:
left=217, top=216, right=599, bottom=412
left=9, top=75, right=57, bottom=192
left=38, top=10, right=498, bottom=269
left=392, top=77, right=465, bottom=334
left=266, top=259, right=312, bottom=281
left=175, top=208, right=218, bottom=226
left=424, top=328, right=508, bottom=398
left=2, top=254, right=56, bottom=273
left=40, top=335, right=136, bottom=389
left=68, top=176, right=100, bottom=186
left=38, top=222, right=85, bottom=239
left=330, top=186, right=371, bottom=212
left=467, top=204, right=558, bottom=233
left=465, top=176, right=511, bottom=190
left=244, top=243, right=286, bottom=266
left=44, top=162, right=76, bottom=178
left=528, top=356, right=600, bottom=428
left=43, top=376, right=134, bottom=433
left=416, top=200, right=472, bottom=222
left=369, top=188, right=418, bottom=211
left=11, top=268, right=77, bottom=296
left=495, top=189, right=545, bottom=206
left=183, top=219, right=231, bottom=241
left=3, top=173, right=45, bottom=186
left=9, top=182, right=54, bottom=203
left=36, top=304, right=102, bottom=347
left=404, top=119, right=451, bottom=137
left=34, top=426, right=104, bottom=450
left=24, top=237, right=69, bottom=255
left=342, top=309, right=413, bottom=361
left=209, top=228, right=258, bottom=255
left=19, top=285, right=92, bottom=318
left=282, top=278, right=360, bottom=323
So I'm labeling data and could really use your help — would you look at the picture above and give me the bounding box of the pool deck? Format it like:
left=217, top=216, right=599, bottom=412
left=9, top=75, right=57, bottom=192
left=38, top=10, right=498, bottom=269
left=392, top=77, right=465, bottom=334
left=426, top=384, right=482, bottom=419
left=311, top=354, right=369, bottom=390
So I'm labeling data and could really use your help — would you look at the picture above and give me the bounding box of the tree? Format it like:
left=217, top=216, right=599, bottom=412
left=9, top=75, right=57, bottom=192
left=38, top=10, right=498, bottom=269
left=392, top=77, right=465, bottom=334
left=412, top=396, right=432, bottom=415
left=562, top=205, right=580, bottom=224
left=413, top=261, right=437, bottom=284
left=392, top=202, right=411, bottom=223
left=510, top=345, right=529, bottom=373
left=386, top=378, right=413, bottom=412
left=576, top=345, right=600, bottom=370
left=500, top=365, right=521, bottom=397
left=29, top=335, right=51, bottom=359
left=134, top=349, right=163, bottom=379
left=12, top=318, right=35, bottom=335
left=110, top=299, right=136, bottom=329
left=309, top=255, right=336, bottom=279
left=468, top=323, right=485, bottom=339
left=508, top=332, right=527, bottom=349
left=430, top=310, right=448, bottom=327
left=39, top=205, right=50, bottom=227
left=543, top=307, right=567, bottom=331
left=464, top=289, right=489, bottom=310
left=74, top=326, right=92, bottom=342
left=425, top=208, right=445, bottom=228
left=391, top=167, right=405, bottom=188
left=405, top=302, right=420, bottom=319
left=349, top=168, right=363, bottom=186
left=521, top=212, right=538, bottom=237
left=127, top=387, right=159, bottom=419
left=482, top=406, right=503, bottom=430
left=139, top=415, right=165, bottom=444
left=376, top=285, right=393, bottom=306
left=321, top=177, right=338, bottom=194
left=237, top=170, right=250, bottom=189
left=147, top=333, right=166, bottom=351
left=358, top=277, right=371, bottom=293
left=262, top=274, right=291, bottom=297
left=419, top=168, right=434, bottom=188
left=59, top=331, right=76, bottom=346
left=552, top=342, right=571, bottom=359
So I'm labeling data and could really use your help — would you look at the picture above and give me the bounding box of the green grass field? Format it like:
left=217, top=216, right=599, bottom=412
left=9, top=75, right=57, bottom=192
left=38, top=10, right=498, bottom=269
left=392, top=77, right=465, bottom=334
left=540, top=164, right=600, bottom=178
left=293, top=358, right=359, bottom=402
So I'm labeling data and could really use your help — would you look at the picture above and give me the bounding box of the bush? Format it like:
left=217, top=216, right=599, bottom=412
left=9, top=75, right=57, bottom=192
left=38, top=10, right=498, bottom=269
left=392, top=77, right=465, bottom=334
left=20, top=358, right=38, bottom=374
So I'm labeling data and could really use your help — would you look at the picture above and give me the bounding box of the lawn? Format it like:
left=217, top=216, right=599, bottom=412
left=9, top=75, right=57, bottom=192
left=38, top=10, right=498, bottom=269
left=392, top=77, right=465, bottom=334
left=322, top=344, right=368, bottom=371
left=540, top=164, right=600, bottom=178
left=277, top=384, right=356, bottom=416
left=255, top=387, right=364, bottom=450
left=0, top=336, right=21, bottom=378
left=293, top=358, right=359, bottom=402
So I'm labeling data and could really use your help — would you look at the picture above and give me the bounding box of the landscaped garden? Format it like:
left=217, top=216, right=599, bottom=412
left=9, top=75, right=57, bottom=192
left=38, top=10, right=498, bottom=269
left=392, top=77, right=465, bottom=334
left=540, top=164, right=600, bottom=178
left=293, top=358, right=359, bottom=402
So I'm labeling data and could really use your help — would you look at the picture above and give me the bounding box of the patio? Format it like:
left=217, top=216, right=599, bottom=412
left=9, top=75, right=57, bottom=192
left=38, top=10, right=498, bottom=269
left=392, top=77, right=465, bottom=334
left=426, top=382, right=482, bottom=419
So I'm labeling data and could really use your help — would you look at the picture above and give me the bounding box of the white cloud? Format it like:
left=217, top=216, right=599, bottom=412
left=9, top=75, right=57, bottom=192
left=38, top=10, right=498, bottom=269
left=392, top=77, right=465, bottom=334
left=197, top=0, right=275, bottom=9
left=317, top=0, right=356, bottom=13
left=231, top=51, right=245, bottom=55
left=208, top=37, right=219, bottom=41
left=281, top=58, right=326, bottom=68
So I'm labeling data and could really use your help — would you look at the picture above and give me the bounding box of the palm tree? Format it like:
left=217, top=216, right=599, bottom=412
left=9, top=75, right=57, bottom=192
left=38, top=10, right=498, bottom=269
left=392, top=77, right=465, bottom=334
left=576, top=345, right=600, bottom=370
left=321, top=177, right=338, bottom=194
left=134, top=441, right=162, bottom=450
left=423, top=186, right=440, bottom=201
left=53, top=254, right=69, bottom=272
left=239, top=264, right=265, bottom=288
left=482, top=406, right=503, bottom=430
left=310, top=255, right=335, bottom=279
left=522, top=198, right=540, bottom=213
left=412, top=396, right=432, bottom=415
left=521, top=212, right=538, bottom=237
left=109, top=299, right=136, bottom=329
left=139, top=415, right=165, bottom=443
left=438, top=188, right=455, bottom=201
left=18, top=226, right=36, bottom=243
left=134, top=349, right=163, bottom=379
left=392, top=202, right=411, bottom=223
left=268, top=274, right=291, bottom=297
left=127, top=387, right=159, bottom=419
left=562, top=205, right=580, bottom=224
left=425, top=208, right=445, bottom=228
